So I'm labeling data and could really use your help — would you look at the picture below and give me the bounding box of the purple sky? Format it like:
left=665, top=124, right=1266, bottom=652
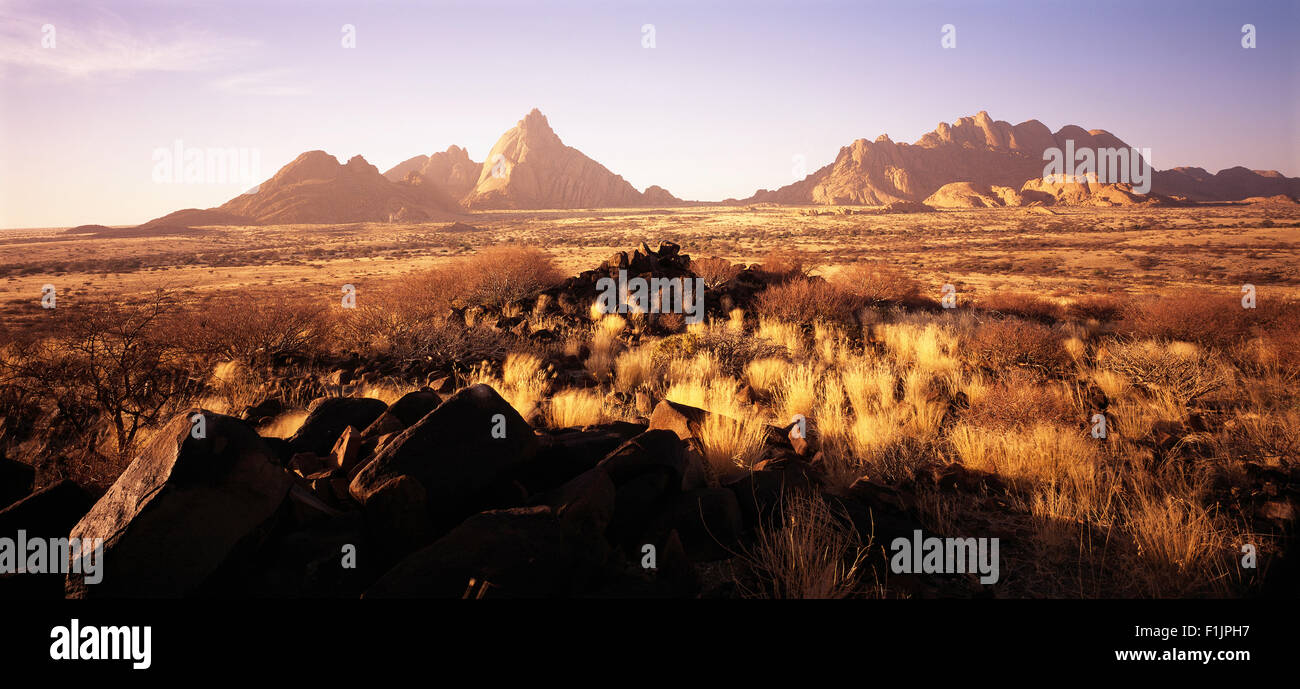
left=1, top=0, right=1297, bottom=228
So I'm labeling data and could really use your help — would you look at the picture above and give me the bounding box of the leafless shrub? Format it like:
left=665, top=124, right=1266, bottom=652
left=968, top=317, right=1071, bottom=375
left=1, top=290, right=200, bottom=459
left=689, top=256, right=742, bottom=289
left=977, top=291, right=1061, bottom=323
left=461, top=246, right=565, bottom=308
left=756, top=278, right=864, bottom=326
left=172, top=294, right=332, bottom=364
left=1101, top=340, right=1229, bottom=404
left=833, top=261, right=924, bottom=304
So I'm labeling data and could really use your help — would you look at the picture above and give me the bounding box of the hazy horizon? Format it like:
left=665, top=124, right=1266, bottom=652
left=2, top=0, right=1297, bottom=228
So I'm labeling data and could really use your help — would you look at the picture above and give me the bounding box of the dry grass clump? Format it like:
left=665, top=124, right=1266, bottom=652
left=744, top=357, right=791, bottom=395
left=873, top=320, right=961, bottom=376
left=697, top=411, right=769, bottom=477
left=840, top=358, right=897, bottom=414
left=585, top=315, right=626, bottom=381
left=755, top=318, right=805, bottom=357
left=1119, top=487, right=1235, bottom=597
left=663, top=376, right=747, bottom=419
left=203, top=360, right=264, bottom=415
left=613, top=346, right=658, bottom=392
left=467, top=352, right=550, bottom=420
left=948, top=422, right=1098, bottom=487
left=756, top=278, right=863, bottom=326
left=544, top=388, right=611, bottom=428
left=255, top=410, right=309, bottom=440
left=773, top=363, right=821, bottom=422
left=738, top=491, right=869, bottom=599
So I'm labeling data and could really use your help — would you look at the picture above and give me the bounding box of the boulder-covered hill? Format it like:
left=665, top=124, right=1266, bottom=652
left=924, top=178, right=1176, bottom=208
left=745, top=112, right=1139, bottom=206
left=746, top=111, right=1296, bottom=205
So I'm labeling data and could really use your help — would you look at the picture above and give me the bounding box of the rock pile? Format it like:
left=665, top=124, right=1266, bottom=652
left=3, top=379, right=956, bottom=598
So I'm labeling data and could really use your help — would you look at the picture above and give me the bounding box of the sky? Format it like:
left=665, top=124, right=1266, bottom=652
left=1, top=0, right=1297, bottom=228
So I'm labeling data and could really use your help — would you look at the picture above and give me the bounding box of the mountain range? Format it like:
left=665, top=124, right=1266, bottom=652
left=140, top=109, right=1299, bottom=227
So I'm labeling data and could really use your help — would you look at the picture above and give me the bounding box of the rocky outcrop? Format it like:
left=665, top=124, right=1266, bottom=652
left=924, top=181, right=1025, bottom=208
left=384, top=145, right=481, bottom=200
left=1018, top=177, right=1173, bottom=207
left=462, top=109, right=675, bottom=209
left=745, top=111, right=1296, bottom=206
left=348, top=384, right=539, bottom=559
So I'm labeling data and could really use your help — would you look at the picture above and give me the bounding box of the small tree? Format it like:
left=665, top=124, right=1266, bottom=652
left=4, top=290, right=200, bottom=458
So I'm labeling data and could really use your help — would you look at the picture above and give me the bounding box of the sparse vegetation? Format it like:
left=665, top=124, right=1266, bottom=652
left=0, top=209, right=1295, bottom=599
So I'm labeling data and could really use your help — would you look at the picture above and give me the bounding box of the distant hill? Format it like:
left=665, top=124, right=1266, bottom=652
left=216, top=151, right=461, bottom=224
left=746, top=111, right=1297, bottom=206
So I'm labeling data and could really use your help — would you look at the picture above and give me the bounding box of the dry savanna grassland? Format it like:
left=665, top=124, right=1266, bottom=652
left=1, top=202, right=1298, bottom=598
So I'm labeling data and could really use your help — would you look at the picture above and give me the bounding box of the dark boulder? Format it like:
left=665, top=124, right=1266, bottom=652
left=597, top=430, right=686, bottom=548
left=514, top=422, right=645, bottom=493
left=349, top=385, right=538, bottom=555
left=360, top=390, right=441, bottom=439
left=0, top=480, right=94, bottom=599
left=289, top=397, right=388, bottom=457
left=65, top=410, right=293, bottom=598
left=727, top=458, right=819, bottom=531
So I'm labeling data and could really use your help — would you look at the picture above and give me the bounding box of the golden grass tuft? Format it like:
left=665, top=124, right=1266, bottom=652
left=544, top=388, right=610, bottom=428
left=738, top=492, right=869, bottom=599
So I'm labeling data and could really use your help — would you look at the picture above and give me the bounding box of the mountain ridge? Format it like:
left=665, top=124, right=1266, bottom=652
left=135, top=109, right=1297, bottom=227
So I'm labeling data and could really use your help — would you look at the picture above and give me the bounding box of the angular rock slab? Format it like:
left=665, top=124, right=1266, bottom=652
left=350, top=384, right=538, bottom=529
left=65, top=410, right=293, bottom=598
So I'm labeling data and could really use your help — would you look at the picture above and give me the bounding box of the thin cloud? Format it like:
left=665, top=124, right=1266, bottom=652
left=211, top=69, right=309, bottom=97
left=0, top=7, right=256, bottom=78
